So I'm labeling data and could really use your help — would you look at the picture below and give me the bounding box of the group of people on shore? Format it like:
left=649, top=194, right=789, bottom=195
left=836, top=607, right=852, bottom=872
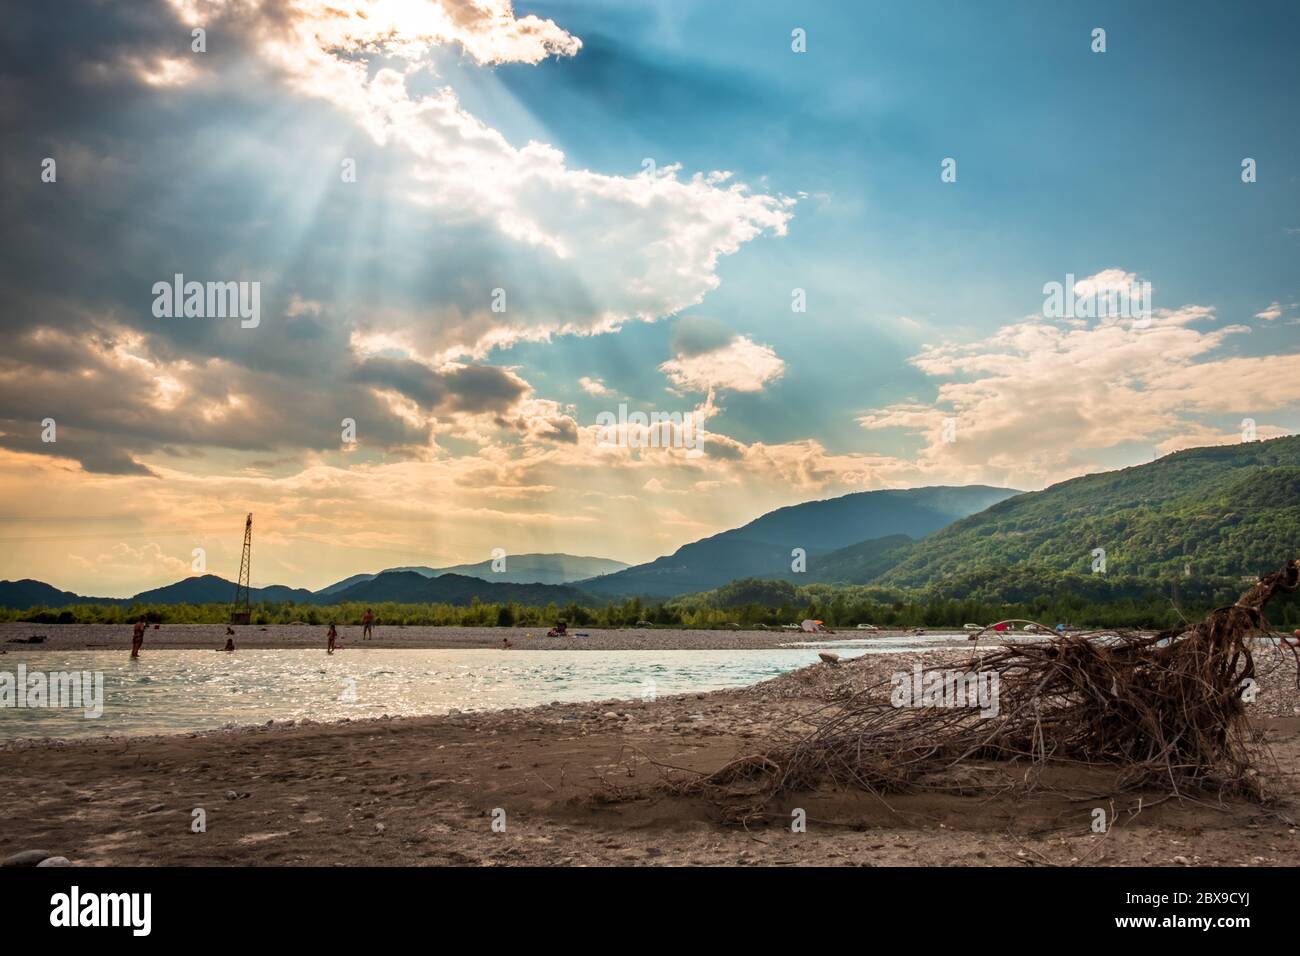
left=117, top=614, right=1300, bottom=658
left=127, top=608, right=379, bottom=657
left=327, top=608, right=375, bottom=654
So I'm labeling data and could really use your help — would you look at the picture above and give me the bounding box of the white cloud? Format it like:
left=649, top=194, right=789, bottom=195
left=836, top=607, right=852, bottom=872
left=859, top=291, right=1300, bottom=487
left=660, top=336, right=786, bottom=394
left=171, top=0, right=581, bottom=65
left=1072, top=268, right=1139, bottom=297
left=579, top=376, right=612, bottom=397
left=1255, top=302, right=1282, bottom=321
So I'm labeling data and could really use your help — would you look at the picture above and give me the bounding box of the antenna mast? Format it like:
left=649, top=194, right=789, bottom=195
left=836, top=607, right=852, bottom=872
left=230, top=513, right=252, bottom=625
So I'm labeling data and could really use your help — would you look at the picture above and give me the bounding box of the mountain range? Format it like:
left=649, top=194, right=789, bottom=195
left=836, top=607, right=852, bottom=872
left=578, top=485, right=1017, bottom=598
left=0, top=488, right=1014, bottom=608
left=0, top=575, right=316, bottom=610
left=316, top=553, right=628, bottom=594
left=0, top=554, right=621, bottom=609
left=0, top=570, right=598, bottom=610
left=3, top=435, right=1296, bottom=610
left=321, top=571, right=593, bottom=607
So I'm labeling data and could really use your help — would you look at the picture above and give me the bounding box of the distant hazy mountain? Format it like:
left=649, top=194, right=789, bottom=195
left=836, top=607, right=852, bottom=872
left=314, top=572, right=377, bottom=597
left=316, top=553, right=628, bottom=595
left=321, top=571, right=592, bottom=607
left=879, top=435, right=1300, bottom=587
left=579, top=485, right=1018, bottom=598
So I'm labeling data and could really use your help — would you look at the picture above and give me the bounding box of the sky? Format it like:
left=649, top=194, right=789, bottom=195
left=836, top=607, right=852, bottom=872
left=1, top=0, right=1298, bottom=595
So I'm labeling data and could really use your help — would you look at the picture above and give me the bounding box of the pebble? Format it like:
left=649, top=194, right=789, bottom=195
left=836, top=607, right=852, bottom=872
left=2, top=849, right=52, bottom=867
left=37, top=857, right=71, bottom=867
left=146, top=803, right=165, bottom=813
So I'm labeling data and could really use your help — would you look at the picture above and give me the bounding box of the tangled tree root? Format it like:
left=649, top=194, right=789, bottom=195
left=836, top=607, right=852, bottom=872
left=672, top=560, right=1300, bottom=819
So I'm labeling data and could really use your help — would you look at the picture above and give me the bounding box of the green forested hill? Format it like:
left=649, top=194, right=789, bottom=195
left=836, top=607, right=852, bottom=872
left=877, top=435, right=1300, bottom=587
left=578, top=485, right=1016, bottom=598
left=808, top=533, right=914, bottom=583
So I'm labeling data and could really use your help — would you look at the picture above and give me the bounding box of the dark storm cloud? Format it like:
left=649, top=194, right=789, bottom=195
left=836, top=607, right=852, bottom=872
left=0, top=426, right=156, bottom=477
left=351, top=356, right=527, bottom=412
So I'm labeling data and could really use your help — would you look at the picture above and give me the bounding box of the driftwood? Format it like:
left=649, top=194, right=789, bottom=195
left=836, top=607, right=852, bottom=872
left=671, top=559, right=1300, bottom=818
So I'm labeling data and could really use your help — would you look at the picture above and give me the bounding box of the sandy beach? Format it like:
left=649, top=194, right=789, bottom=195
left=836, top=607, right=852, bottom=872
left=3, top=642, right=1298, bottom=867
left=0, top=622, right=965, bottom=652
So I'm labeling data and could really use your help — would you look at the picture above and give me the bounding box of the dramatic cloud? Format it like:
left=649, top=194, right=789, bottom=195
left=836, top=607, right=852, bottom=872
left=7, top=6, right=1292, bottom=598
left=174, top=0, right=583, bottom=67
left=1, top=0, right=794, bottom=477
left=0, top=318, right=529, bottom=474
left=859, top=294, right=1300, bottom=487
left=164, top=0, right=794, bottom=361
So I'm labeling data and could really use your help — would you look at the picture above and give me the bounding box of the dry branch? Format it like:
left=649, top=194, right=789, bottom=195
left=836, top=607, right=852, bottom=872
left=670, top=559, right=1300, bottom=820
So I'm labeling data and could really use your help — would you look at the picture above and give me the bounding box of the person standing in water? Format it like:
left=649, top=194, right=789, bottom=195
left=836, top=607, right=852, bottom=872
left=327, top=622, right=338, bottom=655
left=362, top=608, right=374, bottom=640
left=130, top=619, right=147, bottom=658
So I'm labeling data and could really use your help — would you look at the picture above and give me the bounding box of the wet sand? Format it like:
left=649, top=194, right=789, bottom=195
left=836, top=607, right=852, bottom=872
left=2, top=646, right=1298, bottom=866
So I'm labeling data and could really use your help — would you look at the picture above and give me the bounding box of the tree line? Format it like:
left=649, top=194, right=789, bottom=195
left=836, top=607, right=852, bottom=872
left=6, top=573, right=1297, bottom=630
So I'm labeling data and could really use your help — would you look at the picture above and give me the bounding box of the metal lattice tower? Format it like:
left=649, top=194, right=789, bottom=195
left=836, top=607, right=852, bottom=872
left=230, top=513, right=252, bottom=625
